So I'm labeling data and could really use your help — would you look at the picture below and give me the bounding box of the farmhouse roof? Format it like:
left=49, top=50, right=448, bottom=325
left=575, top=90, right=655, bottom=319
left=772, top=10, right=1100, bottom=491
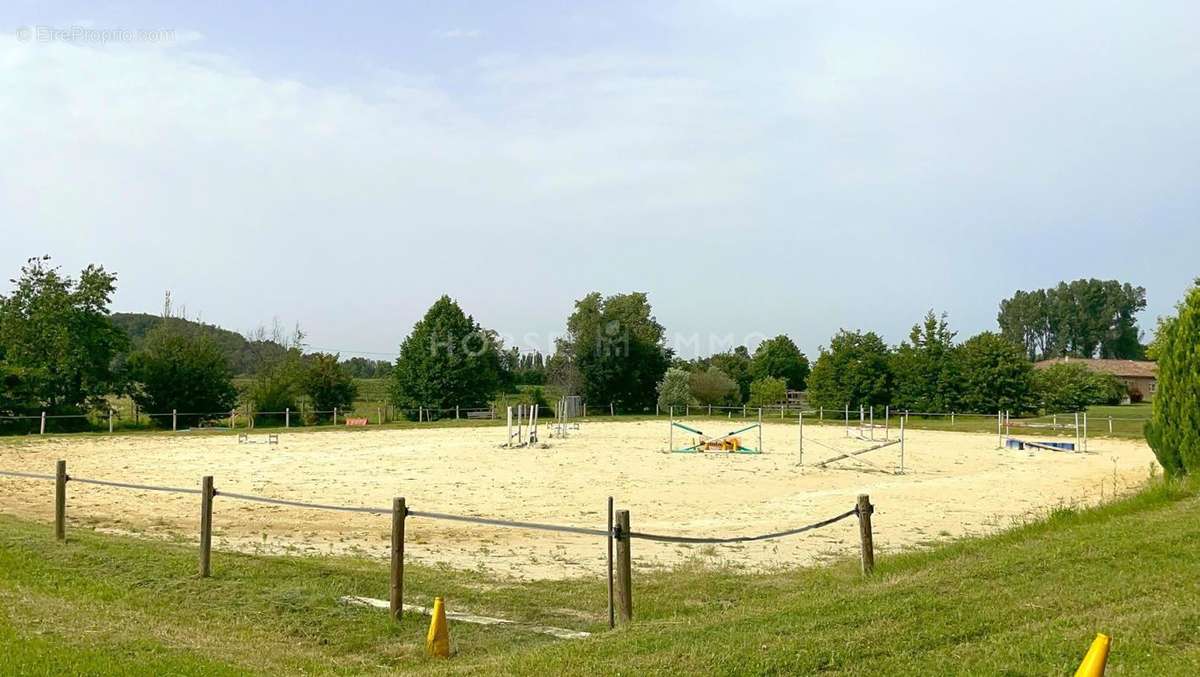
left=1033, top=357, right=1157, bottom=378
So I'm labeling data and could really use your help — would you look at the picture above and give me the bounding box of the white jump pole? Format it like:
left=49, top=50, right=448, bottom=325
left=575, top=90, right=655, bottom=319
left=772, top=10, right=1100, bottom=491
left=1075, top=412, right=1080, bottom=451
left=884, top=405, right=889, bottom=440
left=844, top=403, right=849, bottom=437
left=899, top=415, right=906, bottom=474
left=506, top=406, right=513, bottom=448
left=1083, top=412, right=1088, bottom=452
left=997, top=410, right=1003, bottom=448
left=869, top=406, right=875, bottom=441
left=669, top=406, right=674, bottom=451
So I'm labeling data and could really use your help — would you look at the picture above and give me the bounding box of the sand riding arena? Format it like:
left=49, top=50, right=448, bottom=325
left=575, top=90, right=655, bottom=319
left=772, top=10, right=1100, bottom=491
left=0, top=418, right=1156, bottom=580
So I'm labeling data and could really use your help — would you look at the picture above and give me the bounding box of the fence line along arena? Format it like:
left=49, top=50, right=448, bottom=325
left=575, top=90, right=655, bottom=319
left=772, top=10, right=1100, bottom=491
left=0, top=417, right=1155, bottom=579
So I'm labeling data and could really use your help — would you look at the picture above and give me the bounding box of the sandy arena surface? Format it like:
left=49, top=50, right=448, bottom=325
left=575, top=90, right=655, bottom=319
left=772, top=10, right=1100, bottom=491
left=0, top=419, right=1157, bottom=580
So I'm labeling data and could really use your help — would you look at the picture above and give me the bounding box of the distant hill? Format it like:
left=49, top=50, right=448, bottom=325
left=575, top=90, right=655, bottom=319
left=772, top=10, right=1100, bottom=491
left=111, top=313, right=287, bottom=376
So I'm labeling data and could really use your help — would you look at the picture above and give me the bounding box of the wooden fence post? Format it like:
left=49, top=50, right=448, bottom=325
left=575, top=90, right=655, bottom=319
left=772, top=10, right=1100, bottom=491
left=199, top=476, right=214, bottom=577
left=390, top=497, right=406, bottom=621
left=55, top=460, right=67, bottom=541
left=615, top=509, right=633, bottom=624
left=856, top=494, right=874, bottom=576
left=607, top=496, right=615, bottom=630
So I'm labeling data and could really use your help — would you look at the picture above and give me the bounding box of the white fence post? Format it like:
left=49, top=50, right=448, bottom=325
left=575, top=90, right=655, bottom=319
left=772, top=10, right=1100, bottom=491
left=40, top=411, right=46, bottom=435
left=108, top=409, right=114, bottom=433
left=172, top=409, right=177, bottom=432
left=285, top=407, right=290, bottom=428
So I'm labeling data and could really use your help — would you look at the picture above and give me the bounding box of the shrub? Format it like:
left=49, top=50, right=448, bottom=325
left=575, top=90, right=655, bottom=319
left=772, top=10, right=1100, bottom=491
left=1033, top=362, right=1121, bottom=413
left=656, top=367, right=692, bottom=412
left=956, top=332, right=1035, bottom=414
left=126, top=328, right=237, bottom=428
left=689, top=366, right=738, bottom=406
left=748, top=376, right=787, bottom=408
left=302, top=353, right=358, bottom=421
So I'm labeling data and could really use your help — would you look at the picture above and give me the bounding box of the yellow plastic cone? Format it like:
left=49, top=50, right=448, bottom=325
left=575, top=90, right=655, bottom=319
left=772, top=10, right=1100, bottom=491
left=1074, top=633, right=1111, bottom=677
left=426, top=597, right=451, bottom=658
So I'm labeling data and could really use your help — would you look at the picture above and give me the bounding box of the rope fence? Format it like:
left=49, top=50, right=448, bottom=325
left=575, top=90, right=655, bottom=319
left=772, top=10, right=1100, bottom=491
left=0, top=461, right=878, bottom=630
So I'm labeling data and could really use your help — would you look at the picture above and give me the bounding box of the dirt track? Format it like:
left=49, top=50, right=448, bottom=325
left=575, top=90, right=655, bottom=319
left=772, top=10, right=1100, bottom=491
left=0, top=419, right=1157, bottom=579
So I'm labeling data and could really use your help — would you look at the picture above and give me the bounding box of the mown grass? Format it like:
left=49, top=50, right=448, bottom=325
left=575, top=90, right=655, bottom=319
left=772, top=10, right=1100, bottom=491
left=2, top=475, right=1197, bottom=675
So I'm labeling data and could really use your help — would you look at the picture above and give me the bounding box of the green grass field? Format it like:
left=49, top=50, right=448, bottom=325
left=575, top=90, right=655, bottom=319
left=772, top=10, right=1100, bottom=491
left=1, top=472, right=1196, bottom=675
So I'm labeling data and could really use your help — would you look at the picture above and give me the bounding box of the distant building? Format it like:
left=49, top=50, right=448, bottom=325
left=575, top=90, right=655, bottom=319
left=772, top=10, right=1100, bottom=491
left=1033, top=357, right=1157, bottom=402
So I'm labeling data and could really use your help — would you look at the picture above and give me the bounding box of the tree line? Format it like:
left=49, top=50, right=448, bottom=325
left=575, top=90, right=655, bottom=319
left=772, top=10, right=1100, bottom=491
left=0, top=255, right=1170, bottom=430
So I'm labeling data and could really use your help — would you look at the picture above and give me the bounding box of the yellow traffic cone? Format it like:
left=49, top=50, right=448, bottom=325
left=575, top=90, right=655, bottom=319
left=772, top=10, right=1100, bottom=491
left=426, top=597, right=451, bottom=658
left=1074, top=633, right=1111, bottom=677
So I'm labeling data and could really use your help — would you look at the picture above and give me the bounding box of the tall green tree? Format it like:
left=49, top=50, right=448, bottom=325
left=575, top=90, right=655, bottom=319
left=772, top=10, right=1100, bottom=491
left=1144, top=280, right=1200, bottom=477
left=0, top=256, right=127, bottom=415
left=805, top=330, right=893, bottom=410
left=956, top=332, right=1035, bottom=414
left=390, top=296, right=504, bottom=415
left=558, top=292, right=670, bottom=412
left=998, top=279, right=1147, bottom=360
left=302, top=353, right=359, bottom=420
left=891, top=311, right=961, bottom=413
left=126, top=327, right=238, bottom=426
left=750, top=335, right=810, bottom=391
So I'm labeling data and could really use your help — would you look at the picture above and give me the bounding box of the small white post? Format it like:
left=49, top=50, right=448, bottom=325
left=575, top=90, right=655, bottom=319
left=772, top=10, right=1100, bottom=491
left=1108, top=415, right=1113, bottom=434
left=456, top=405, right=460, bottom=420
left=884, top=405, right=889, bottom=440
left=506, top=406, right=513, bottom=448
left=40, top=410, right=47, bottom=435
left=1074, top=412, right=1080, bottom=451
left=951, top=411, right=955, bottom=426
left=997, top=410, right=1003, bottom=448
left=1005, top=409, right=1010, bottom=439
left=172, top=408, right=177, bottom=432
left=669, top=409, right=674, bottom=451
left=108, top=408, right=114, bottom=433
left=844, top=403, right=849, bottom=437
left=869, top=406, right=875, bottom=441
left=708, top=404, right=712, bottom=416
left=819, top=406, right=823, bottom=421
left=230, top=409, right=236, bottom=429
left=610, top=402, right=615, bottom=417
left=798, top=409, right=804, bottom=464
left=334, top=407, right=339, bottom=425
left=1083, top=412, right=1088, bottom=452
left=285, top=407, right=290, bottom=428
left=899, top=415, right=906, bottom=474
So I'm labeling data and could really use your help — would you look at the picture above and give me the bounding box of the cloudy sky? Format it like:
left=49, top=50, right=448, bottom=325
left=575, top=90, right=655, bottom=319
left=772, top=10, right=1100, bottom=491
left=1, top=1, right=1197, bottom=359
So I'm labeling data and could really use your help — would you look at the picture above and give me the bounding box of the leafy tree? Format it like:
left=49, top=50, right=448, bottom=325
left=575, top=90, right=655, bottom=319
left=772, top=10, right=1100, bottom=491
left=998, top=279, right=1147, bottom=360
left=1033, top=362, right=1123, bottom=413
left=656, top=367, right=692, bottom=411
left=748, top=376, right=787, bottom=408
left=891, top=311, right=961, bottom=413
left=956, top=332, right=1035, bottom=414
left=341, top=357, right=394, bottom=379
left=126, top=327, right=238, bottom=426
left=689, top=366, right=739, bottom=406
left=750, top=335, right=810, bottom=391
left=708, top=346, right=753, bottom=403
left=558, top=292, right=670, bottom=412
left=806, top=330, right=894, bottom=410
left=1144, top=280, right=1200, bottom=477
left=0, top=256, right=127, bottom=416
left=303, top=353, right=359, bottom=420
left=390, top=296, right=504, bottom=416
left=247, top=351, right=304, bottom=423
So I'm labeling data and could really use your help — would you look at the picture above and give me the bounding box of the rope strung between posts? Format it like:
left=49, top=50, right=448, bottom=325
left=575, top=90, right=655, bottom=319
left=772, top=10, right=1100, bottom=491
left=624, top=508, right=860, bottom=544
left=407, top=510, right=611, bottom=538
left=0, top=469, right=861, bottom=544
left=68, top=476, right=202, bottom=495
left=0, top=469, right=55, bottom=480
left=217, top=491, right=390, bottom=514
